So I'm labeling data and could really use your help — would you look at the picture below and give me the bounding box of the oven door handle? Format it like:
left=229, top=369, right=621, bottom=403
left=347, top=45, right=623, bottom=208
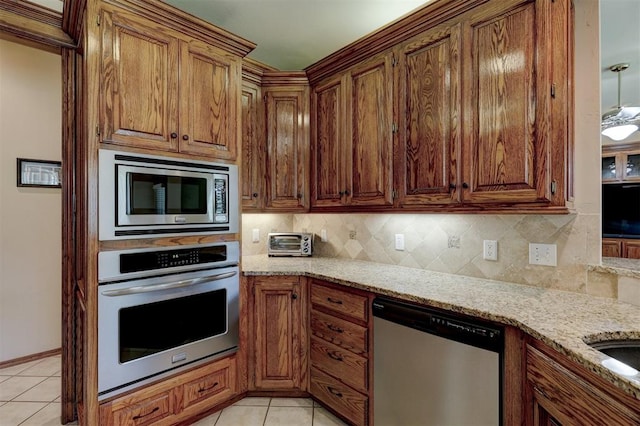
left=100, top=271, right=237, bottom=297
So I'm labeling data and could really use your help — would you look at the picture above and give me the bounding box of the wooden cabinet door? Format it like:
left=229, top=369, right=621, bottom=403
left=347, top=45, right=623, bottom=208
left=179, top=40, right=239, bottom=160
left=602, top=238, right=622, bottom=258
left=623, top=240, right=640, bottom=259
left=241, top=80, right=264, bottom=210
left=462, top=0, right=550, bottom=205
left=251, top=276, right=305, bottom=390
left=100, top=7, right=179, bottom=151
left=311, top=74, right=346, bottom=208
left=396, top=23, right=462, bottom=206
left=264, top=87, right=309, bottom=211
left=346, top=53, right=394, bottom=207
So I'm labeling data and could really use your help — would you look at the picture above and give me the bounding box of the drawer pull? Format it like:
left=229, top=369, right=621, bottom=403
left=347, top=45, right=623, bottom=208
left=198, top=381, right=219, bottom=393
left=328, top=352, right=344, bottom=362
left=327, top=324, right=344, bottom=333
left=327, top=297, right=343, bottom=305
left=132, top=406, right=159, bottom=420
left=328, top=386, right=343, bottom=398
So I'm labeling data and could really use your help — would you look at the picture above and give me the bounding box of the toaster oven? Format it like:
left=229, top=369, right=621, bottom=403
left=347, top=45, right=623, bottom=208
left=268, top=233, right=313, bottom=257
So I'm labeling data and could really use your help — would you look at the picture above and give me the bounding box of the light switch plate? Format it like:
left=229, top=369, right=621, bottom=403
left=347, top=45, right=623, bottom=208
left=252, top=228, right=260, bottom=243
left=321, top=229, right=328, bottom=242
left=529, top=243, right=557, bottom=266
left=395, top=234, right=405, bottom=251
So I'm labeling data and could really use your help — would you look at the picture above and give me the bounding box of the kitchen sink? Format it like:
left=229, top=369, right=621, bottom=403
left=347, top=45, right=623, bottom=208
left=589, top=340, right=640, bottom=372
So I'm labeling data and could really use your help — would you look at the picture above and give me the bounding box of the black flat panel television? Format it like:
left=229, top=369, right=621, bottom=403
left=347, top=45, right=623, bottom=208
left=602, top=183, right=640, bottom=238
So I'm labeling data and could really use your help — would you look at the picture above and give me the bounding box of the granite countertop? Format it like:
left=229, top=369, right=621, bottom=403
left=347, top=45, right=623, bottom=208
left=590, top=257, right=640, bottom=279
left=242, top=255, right=640, bottom=400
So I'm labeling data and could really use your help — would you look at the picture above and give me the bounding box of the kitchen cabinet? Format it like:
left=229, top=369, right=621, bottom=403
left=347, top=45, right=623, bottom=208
left=241, top=68, right=265, bottom=211
left=309, top=0, right=572, bottom=212
left=99, top=4, right=240, bottom=160
left=602, top=237, right=640, bottom=259
left=525, top=339, right=640, bottom=425
left=311, top=52, right=394, bottom=209
left=99, top=355, right=237, bottom=425
left=602, top=144, right=640, bottom=182
left=262, top=74, right=310, bottom=211
left=248, top=275, right=307, bottom=390
left=309, top=279, right=372, bottom=425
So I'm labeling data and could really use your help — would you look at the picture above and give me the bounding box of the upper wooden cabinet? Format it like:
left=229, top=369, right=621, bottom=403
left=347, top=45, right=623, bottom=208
left=309, top=0, right=573, bottom=213
left=241, top=67, right=265, bottom=210
left=311, top=52, right=394, bottom=209
left=98, top=5, right=241, bottom=160
left=264, top=82, right=310, bottom=211
left=602, top=144, right=640, bottom=183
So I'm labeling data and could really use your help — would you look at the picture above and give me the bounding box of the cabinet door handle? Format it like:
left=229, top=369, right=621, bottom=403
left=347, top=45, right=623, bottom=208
left=327, top=297, right=343, bottom=305
left=327, top=324, right=344, bottom=333
left=449, top=183, right=456, bottom=190
left=252, top=193, right=258, bottom=198
left=338, top=191, right=345, bottom=196
left=292, top=293, right=298, bottom=300
left=344, top=189, right=350, bottom=196
left=170, top=132, right=178, bottom=139
left=328, top=352, right=344, bottom=362
left=297, top=193, right=303, bottom=199
left=462, top=182, right=469, bottom=189
left=328, top=386, right=343, bottom=398
left=198, top=381, right=219, bottom=393
left=132, top=406, right=159, bottom=420
left=182, top=134, right=189, bottom=141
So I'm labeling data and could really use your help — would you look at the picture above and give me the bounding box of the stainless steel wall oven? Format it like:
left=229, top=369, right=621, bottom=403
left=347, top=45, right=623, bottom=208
left=97, top=242, right=239, bottom=399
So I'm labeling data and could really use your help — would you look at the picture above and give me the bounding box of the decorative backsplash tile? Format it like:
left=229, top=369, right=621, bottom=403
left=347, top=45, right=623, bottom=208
left=242, top=212, right=604, bottom=296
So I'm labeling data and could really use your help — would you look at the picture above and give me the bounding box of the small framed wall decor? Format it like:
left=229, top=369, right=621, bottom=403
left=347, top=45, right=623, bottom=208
left=17, top=158, right=62, bottom=188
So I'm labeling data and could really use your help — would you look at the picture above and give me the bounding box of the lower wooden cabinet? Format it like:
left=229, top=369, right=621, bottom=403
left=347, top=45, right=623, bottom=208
left=525, top=339, right=640, bottom=425
left=308, top=279, right=372, bottom=426
left=99, top=355, right=237, bottom=425
left=602, top=237, right=640, bottom=258
left=248, top=275, right=308, bottom=390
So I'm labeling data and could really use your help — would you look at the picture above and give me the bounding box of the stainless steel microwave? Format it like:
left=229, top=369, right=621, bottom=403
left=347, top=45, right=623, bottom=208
left=268, top=232, right=313, bottom=256
left=99, top=149, right=238, bottom=240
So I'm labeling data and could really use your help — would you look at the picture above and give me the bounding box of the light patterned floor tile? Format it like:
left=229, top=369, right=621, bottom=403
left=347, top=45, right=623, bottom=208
left=0, top=376, right=10, bottom=384
left=313, top=407, right=348, bottom=426
left=215, top=405, right=268, bottom=426
left=269, top=397, right=313, bottom=407
left=14, top=377, right=60, bottom=402
left=0, top=401, right=47, bottom=425
left=264, top=406, right=313, bottom=426
left=20, top=402, right=61, bottom=425
left=0, top=360, right=41, bottom=377
left=0, top=376, right=46, bottom=401
left=232, top=396, right=271, bottom=406
left=18, top=357, right=61, bottom=377
left=189, top=410, right=221, bottom=425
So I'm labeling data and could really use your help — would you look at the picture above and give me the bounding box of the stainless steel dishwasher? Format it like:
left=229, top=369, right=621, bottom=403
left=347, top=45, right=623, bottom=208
left=373, top=297, right=503, bottom=426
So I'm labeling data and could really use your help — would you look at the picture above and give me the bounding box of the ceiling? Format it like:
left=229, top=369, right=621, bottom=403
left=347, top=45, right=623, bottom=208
left=163, top=0, right=431, bottom=70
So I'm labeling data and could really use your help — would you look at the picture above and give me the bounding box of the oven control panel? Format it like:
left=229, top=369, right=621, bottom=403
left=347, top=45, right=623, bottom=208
left=157, top=249, right=200, bottom=268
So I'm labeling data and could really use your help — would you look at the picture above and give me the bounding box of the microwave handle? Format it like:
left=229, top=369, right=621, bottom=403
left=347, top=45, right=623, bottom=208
left=100, top=271, right=237, bottom=297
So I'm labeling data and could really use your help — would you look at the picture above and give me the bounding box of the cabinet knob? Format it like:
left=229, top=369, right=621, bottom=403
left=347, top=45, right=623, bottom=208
left=339, top=191, right=345, bottom=196
left=297, top=193, right=303, bottom=199
left=344, top=189, right=350, bottom=196
left=291, top=293, right=298, bottom=300
left=449, top=183, right=456, bottom=190
left=170, top=132, right=178, bottom=139
left=182, top=134, right=189, bottom=141
left=462, top=182, right=469, bottom=189
left=252, top=193, right=258, bottom=198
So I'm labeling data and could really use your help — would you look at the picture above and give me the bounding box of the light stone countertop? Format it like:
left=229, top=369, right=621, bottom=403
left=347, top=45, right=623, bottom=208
left=590, top=257, right=640, bottom=279
left=242, top=255, right=640, bottom=400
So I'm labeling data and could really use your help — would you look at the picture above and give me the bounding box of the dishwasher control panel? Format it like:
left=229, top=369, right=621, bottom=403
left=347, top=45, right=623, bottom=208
left=373, top=297, right=503, bottom=353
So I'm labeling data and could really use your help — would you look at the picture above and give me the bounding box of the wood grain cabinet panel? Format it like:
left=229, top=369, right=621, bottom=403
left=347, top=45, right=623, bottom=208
left=264, top=85, right=310, bottom=211
left=241, top=79, right=263, bottom=210
left=310, top=366, right=368, bottom=426
left=310, top=281, right=369, bottom=322
left=249, top=276, right=307, bottom=390
left=180, top=357, right=236, bottom=412
left=99, top=5, right=240, bottom=160
left=110, top=391, right=174, bottom=426
left=310, top=309, right=368, bottom=355
left=396, top=23, right=462, bottom=206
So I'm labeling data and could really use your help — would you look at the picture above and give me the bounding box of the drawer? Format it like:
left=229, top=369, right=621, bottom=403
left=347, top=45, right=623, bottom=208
left=311, top=308, right=368, bottom=355
left=310, top=336, right=368, bottom=393
left=180, top=357, right=237, bottom=412
left=111, top=391, right=174, bottom=426
left=310, top=366, right=367, bottom=426
left=311, top=281, right=368, bottom=322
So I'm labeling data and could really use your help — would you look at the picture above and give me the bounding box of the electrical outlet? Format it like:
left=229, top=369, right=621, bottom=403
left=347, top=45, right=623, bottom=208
left=349, top=230, right=357, bottom=240
left=321, top=229, right=328, bottom=242
left=252, top=228, right=260, bottom=243
left=395, top=234, right=405, bottom=251
left=483, top=240, right=498, bottom=261
left=529, top=243, right=557, bottom=266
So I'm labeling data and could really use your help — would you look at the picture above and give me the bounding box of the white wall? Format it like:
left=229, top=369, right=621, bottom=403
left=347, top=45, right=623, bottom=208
left=0, top=39, right=62, bottom=362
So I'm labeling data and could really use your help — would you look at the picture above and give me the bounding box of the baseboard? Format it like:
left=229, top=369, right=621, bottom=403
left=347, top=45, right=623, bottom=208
left=0, top=348, right=61, bottom=369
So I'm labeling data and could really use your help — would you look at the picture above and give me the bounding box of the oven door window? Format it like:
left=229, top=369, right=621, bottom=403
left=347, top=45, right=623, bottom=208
left=127, top=172, right=207, bottom=215
left=119, top=288, right=226, bottom=363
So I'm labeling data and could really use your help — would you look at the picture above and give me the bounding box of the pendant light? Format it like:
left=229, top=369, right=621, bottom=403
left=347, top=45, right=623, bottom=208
left=601, top=63, right=640, bottom=141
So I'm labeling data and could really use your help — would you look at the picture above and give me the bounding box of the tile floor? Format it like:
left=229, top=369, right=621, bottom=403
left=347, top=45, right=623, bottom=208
left=0, top=355, right=347, bottom=426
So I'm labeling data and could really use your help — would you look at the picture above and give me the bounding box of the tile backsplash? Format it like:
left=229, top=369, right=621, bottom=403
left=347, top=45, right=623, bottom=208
left=242, top=212, right=609, bottom=297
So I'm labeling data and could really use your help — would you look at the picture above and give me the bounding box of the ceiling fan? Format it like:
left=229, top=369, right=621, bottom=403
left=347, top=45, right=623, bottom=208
left=601, top=63, right=640, bottom=141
